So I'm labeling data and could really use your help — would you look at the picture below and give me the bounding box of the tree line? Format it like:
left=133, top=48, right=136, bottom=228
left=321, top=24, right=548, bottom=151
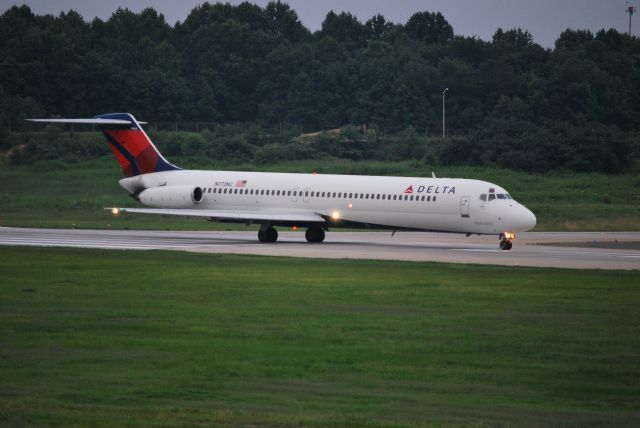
left=1, top=2, right=639, bottom=172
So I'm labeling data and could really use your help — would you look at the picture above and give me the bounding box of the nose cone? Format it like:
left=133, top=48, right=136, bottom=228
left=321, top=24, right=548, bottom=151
left=519, top=206, right=537, bottom=231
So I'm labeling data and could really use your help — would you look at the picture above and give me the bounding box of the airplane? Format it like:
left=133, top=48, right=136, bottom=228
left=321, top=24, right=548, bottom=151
left=28, top=113, right=536, bottom=250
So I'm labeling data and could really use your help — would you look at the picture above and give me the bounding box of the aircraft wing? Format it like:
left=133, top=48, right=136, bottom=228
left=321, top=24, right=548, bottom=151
left=109, top=207, right=326, bottom=223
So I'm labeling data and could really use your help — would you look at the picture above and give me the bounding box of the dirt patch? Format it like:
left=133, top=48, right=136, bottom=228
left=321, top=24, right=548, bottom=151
left=4, top=143, right=27, bottom=160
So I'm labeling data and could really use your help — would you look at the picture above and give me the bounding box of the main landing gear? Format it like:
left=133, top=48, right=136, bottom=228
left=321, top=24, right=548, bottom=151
left=258, top=226, right=278, bottom=243
left=305, top=227, right=325, bottom=243
left=257, top=226, right=326, bottom=243
left=499, top=232, right=514, bottom=251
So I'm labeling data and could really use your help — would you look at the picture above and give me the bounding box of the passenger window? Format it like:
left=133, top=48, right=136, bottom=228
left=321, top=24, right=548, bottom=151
left=393, top=195, right=397, bottom=200
left=261, top=190, right=265, bottom=195
left=427, top=196, right=431, bottom=201
left=488, top=194, right=495, bottom=201
left=480, top=194, right=487, bottom=201
left=349, top=193, right=353, bottom=198
left=404, top=195, right=408, bottom=200
left=223, top=189, right=228, bottom=194
left=376, top=194, right=380, bottom=199
left=421, top=196, right=425, bottom=201
left=382, top=195, right=386, bottom=200
left=305, top=191, right=308, bottom=197
left=433, top=196, right=437, bottom=202
left=410, top=195, right=414, bottom=201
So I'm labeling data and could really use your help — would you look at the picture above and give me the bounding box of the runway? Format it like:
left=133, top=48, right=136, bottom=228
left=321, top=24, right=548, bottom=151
left=1, top=227, right=639, bottom=270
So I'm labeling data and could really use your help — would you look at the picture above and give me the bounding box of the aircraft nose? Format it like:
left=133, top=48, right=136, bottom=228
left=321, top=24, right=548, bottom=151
left=520, top=206, right=536, bottom=231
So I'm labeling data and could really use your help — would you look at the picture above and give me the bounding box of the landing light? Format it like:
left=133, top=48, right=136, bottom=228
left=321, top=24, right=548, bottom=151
left=348, top=203, right=353, bottom=209
left=504, top=232, right=516, bottom=240
left=331, top=211, right=340, bottom=220
left=111, top=207, right=121, bottom=216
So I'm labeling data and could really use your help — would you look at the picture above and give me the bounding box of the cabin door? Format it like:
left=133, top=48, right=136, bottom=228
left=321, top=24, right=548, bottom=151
left=460, top=196, right=470, bottom=218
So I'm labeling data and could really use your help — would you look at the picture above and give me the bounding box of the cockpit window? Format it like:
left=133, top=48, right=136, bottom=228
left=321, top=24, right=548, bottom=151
left=497, top=194, right=506, bottom=199
left=480, top=194, right=487, bottom=201
left=506, top=194, right=513, bottom=199
left=488, top=194, right=496, bottom=201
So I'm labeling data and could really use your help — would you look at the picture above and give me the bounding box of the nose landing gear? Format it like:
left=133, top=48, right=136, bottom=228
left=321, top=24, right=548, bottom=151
left=499, top=239, right=512, bottom=250
left=499, top=232, right=515, bottom=250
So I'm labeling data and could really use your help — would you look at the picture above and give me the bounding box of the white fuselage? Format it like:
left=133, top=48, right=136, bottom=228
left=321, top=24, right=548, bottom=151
left=120, top=169, right=536, bottom=235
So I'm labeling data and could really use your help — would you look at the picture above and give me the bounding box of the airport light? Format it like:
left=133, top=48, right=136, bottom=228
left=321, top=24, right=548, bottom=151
left=627, top=2, right=636, bottom=36
left=442, top=88, right=449, bottom=138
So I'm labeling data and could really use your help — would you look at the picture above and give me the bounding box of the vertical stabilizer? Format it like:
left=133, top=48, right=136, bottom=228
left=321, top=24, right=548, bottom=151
left=96, top=113, right=180, bottom=177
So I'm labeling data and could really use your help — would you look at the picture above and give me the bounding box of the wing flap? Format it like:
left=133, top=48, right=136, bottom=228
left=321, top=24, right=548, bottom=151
left=109, top=208, right=325, bottom=223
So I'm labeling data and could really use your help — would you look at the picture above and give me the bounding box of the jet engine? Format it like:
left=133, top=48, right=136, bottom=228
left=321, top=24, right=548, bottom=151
left=137, top=185, right=203, bottom=208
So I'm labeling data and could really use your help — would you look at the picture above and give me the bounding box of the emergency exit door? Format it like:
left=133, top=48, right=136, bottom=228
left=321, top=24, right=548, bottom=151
left=460, top=196, right=470, bottom=217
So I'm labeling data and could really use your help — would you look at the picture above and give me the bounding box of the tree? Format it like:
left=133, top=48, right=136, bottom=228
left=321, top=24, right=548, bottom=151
left=555, top=29, right=593, bottom=50
left=405, top=11, right=453, bottom=44
left=320, top=11, right=366, bottom=47
left=365, top=14, right=392, bottom=40
left=265, top=1, right=308, bottom=41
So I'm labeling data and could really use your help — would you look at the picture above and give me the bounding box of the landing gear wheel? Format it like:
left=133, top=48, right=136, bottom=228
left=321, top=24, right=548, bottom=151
left=305, top=227, right=325, bottom=243
left=258, top=227, right=278, bottom=243
left=499, top=239, right=512, bottom=250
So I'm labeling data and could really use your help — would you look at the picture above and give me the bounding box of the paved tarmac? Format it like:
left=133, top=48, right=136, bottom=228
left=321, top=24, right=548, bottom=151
left=1, top=227, right=639, bottom=270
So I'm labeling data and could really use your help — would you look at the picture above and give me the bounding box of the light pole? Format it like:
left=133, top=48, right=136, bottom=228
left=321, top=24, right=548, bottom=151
left=442, top=88, right=449, bottom=138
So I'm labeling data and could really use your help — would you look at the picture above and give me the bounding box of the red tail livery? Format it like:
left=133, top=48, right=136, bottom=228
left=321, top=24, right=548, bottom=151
left=96, top=113, right=180, bottom=177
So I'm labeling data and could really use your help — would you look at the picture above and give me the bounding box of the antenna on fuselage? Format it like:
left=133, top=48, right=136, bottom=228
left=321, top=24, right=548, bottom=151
left=432, top=171, right=436, bottom=178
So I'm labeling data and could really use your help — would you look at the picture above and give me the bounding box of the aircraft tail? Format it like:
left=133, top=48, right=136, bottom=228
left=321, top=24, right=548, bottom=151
left=27, top=113, right=180, bottom=177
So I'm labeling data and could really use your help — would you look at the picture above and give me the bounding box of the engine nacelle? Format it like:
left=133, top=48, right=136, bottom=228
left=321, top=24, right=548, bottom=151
left=137, top=185, right=203, bottom=208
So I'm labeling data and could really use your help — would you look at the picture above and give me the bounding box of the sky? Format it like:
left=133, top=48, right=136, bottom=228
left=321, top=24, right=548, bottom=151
left=1, top=0, right=636, bottom=48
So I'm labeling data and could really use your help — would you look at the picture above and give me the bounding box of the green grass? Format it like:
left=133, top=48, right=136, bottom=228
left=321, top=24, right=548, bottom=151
left=0, top=247, right=639, bottom=426
left=1, top=156, right=639, bottom=231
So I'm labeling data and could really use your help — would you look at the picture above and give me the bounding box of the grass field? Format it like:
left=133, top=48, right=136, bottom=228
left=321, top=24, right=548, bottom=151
left=0, top=247, right=638, bottom=426
left=1, top=157, right=639, bottom=231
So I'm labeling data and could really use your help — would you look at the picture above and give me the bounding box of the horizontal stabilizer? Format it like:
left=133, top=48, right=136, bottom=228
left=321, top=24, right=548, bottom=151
left=107, top=208, right=326, bottom=223
left=27, top=118, right=148, bottom=125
